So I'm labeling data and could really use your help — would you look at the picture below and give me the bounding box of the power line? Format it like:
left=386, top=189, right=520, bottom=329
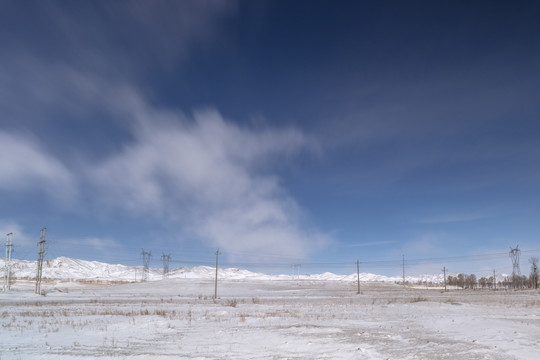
left=11, top=238, right=540, bottom=278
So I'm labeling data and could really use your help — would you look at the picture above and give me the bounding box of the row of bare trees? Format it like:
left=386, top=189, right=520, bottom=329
left=445, top=257, right=539, bottom=290
left=447, top=274, right=478, bottom=289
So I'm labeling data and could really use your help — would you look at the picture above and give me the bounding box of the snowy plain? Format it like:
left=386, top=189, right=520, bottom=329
left=0, top=258, right=539, bottom=359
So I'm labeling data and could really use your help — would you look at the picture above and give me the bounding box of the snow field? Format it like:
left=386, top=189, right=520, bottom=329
left=1, top=279, right=540, bottom=359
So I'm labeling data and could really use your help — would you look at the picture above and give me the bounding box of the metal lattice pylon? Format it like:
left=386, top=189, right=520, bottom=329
left=509, top=245, right=521, bottom=288
left=35, top=228, right=46, bottom=295
left=4, top=233, right=13, bottom=291
left=161, top=253, right=171, bottom=279
left=141, top=249, right=151, bottom=282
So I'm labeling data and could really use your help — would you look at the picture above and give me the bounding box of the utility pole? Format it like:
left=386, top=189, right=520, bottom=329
left=442, top=266, right=447, bottom=292
left=141, top=249, right=151, bottom=282
left=532, top=260, right=539, bottom=290
left=4, top=233, right=13, bottom=291
left=402, top=254, right=406, bottom=286
left=214, top=249, right=221, bottom=299
left=35, top=228, right=46, bottom=295
left=356, top=260, right=361, bottom=294
left=493, top=269, right=497, bottom=290
left=161, top=253, right=171, bottom=279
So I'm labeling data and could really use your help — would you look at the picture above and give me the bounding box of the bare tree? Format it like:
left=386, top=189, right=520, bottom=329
left=457, top=273, right=465, bottom=289
left=467, top=274, right=477, bottom=289
left=529, top=257, right=539, bottom=289
left=487, top=275, right=494, bottom=289
left=478, top=277, right=487, bottom=289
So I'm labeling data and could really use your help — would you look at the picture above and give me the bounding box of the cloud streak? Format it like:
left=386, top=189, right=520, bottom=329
left=416, top=212, right=495, bottom=225
left=338, top=241, right=395, bottom=248
left=56, top=237, right=122, bottom=252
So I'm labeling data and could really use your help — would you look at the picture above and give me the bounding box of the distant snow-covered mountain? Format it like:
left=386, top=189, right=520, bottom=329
left=0, top=256, right=498, bottom=284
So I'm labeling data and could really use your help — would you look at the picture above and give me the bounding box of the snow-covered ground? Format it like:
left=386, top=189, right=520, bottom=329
left=1, top=277, right=539, bottom=359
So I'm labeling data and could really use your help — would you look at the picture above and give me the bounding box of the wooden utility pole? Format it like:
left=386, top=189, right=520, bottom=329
left=442, top=266, right=447, bottom=292
left=214, top=249, right=221, bottom=299
left=356, top=260, right=361, bottom=294
left=402, top=254, right=405, bottom=286
left=493, top=269, right=497, bottom=290
left=532, top=262, right=539, bottom=289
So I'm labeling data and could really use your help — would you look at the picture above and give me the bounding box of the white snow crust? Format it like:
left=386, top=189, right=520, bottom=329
left=1, top=258, right=535, bottom=359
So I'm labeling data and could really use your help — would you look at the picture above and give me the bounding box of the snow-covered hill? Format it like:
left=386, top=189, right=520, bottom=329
left=0, top=256, right=496, bottom=284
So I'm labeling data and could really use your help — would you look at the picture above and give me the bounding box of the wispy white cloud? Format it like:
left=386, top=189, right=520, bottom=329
left=88, top=99, right=327, bottom=258
left=0, top=220, right=36, bottom=249
left=56, top=237, right=122, bottom=252
left=401, top=232, right=451, bottom=256
left=338, top=240, right=395, bottom=248
left=416, top=212, right=495, bottom=225
left=0, top=73, right=328, bottom=259
left=0, top=132, right=76, bottom=201
left=1, top=1, right=237, bottom=80
left=0, top=0, right=238, bottom=129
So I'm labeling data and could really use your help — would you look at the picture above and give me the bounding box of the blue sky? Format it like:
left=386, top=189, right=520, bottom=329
left=1, top=1, right=539, bottom=276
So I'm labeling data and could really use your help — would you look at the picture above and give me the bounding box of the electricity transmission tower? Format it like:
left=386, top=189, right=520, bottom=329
left=35, top=228, right=46, bottom=295
left=3, top=233, right=13, bottom=291
left=509, top=245, right=521, bottom=289
left=161, top=253, right=171, bottom=279
left=141, top=249, right=151, bottom=282
left=290, top=264, right=301, bottom=279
